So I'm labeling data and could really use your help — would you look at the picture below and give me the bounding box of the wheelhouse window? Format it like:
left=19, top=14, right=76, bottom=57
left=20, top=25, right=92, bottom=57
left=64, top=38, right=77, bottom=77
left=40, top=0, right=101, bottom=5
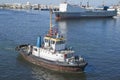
left=45, top=39, right=49, bottom=42
left=66, top=53, right=73, bottom=58
left=56, top=40, right=65, bottom=44
left=51, top=41, right=55, bottom=44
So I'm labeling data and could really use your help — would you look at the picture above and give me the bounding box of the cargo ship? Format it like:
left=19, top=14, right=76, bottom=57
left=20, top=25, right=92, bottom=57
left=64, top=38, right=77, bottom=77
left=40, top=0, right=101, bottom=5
left=16, top=10, right=88, bottom=73
left=54, top=2, right=117, bottom=20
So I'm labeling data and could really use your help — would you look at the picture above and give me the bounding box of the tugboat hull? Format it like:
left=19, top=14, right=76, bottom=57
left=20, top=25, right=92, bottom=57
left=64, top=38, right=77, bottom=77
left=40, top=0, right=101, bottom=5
left=19, top=50, right=87, bottom=73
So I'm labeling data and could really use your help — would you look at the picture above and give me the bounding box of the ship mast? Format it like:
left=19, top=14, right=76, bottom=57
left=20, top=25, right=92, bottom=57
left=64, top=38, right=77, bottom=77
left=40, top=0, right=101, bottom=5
left=50, top=9, right=52, bottom=30
left=49, top=8, right=53, bottom=36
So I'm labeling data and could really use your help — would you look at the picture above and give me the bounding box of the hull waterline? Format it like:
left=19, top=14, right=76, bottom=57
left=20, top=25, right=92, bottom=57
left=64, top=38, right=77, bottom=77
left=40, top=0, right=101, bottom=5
left=18, top=50, right=87, bottom=73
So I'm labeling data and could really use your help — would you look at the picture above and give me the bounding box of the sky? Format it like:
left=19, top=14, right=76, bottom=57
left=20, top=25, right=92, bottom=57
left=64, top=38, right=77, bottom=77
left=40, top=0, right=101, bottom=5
left=0, top=0, right=119, bottom=6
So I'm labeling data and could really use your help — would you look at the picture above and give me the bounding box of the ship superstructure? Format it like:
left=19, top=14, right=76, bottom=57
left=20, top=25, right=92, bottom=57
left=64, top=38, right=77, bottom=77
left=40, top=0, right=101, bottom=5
left=32, top=27, right=74, bottom=63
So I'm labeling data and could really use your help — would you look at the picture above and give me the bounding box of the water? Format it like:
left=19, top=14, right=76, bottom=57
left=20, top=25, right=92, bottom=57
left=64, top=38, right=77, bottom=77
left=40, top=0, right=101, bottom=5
left=0, top=9, right=120, bottom=80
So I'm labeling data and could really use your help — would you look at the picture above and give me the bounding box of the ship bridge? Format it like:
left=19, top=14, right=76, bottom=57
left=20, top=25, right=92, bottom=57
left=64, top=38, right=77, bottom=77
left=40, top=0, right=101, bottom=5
left=44, top=33, right=66, bottom=51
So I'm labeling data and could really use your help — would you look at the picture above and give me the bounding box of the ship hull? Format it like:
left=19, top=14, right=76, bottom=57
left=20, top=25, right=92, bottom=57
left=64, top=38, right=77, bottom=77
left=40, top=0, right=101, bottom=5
left=54, top=11, right=117, bottom=20
left=18, top=50, right=87, bottom=73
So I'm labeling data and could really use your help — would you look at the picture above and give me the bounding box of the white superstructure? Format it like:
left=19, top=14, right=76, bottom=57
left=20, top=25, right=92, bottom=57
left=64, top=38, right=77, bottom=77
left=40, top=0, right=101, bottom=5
left=31, top=32, right=74, bottom=62
left=59, top=3, right=85, bottom=12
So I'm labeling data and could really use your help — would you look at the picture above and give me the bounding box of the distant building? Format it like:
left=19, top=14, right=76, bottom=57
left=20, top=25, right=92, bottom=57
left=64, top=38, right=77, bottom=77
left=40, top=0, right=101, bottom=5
left=11, top=3, right=22, bottom=9
left=23, top=2, right=32, bottom=10
left=32, top=4, right=40, bottom=10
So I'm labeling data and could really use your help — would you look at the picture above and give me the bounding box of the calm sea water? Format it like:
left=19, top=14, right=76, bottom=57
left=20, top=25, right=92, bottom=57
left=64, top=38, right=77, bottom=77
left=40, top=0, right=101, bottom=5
left=0, top=9, right=120, bottom=80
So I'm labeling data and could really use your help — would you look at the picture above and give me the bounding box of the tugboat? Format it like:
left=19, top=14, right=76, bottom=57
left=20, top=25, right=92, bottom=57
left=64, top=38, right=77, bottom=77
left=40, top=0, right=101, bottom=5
left=16, top=10, right=88, bottom=73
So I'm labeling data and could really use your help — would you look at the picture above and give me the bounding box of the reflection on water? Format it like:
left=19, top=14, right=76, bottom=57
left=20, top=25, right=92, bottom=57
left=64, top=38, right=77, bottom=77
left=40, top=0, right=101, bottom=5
left=57, top=18, right=117, bottom=29
left=31, top=66, right=64, bottom=80
left=56, top=18, right=117, bottom=42
left=31, top=66, right=86, bottom=80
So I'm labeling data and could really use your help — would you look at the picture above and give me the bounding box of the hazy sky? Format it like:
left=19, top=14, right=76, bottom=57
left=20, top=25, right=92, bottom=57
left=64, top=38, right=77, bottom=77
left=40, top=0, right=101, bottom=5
left=0, top=0, right=119, bottom=6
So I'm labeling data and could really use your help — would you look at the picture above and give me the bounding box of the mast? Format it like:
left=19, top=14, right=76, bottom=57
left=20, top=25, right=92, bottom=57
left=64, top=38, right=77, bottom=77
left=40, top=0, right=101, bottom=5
left=49, top=8, right=53, bottom=36
left=50, top=9, right=52, bottom=30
